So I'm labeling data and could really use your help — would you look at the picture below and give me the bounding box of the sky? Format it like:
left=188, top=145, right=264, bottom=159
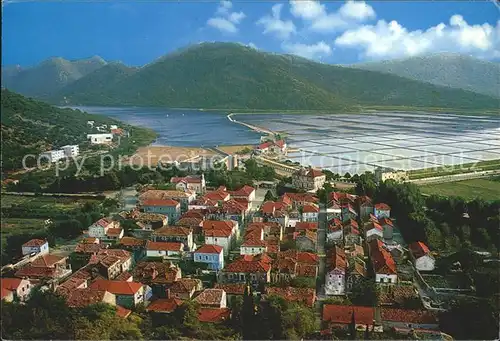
left=2, top=0, right=500, bottom=67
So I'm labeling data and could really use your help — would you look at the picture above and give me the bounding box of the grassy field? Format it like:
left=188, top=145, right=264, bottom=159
left=409, top=159, right=500, bottom=180
left=419, top=178, right=500, bottom=201
left=1, top=194, right=99, bottom=211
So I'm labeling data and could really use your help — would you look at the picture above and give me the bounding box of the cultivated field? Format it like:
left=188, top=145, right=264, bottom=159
left=125, top=146, right=218, bottom=166
left=420, top=178, right=500, bottom=201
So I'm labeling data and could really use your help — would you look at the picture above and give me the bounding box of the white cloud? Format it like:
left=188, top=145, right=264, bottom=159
left=290, top=0, right=376, bottom=33
left=334, top=15, right=500, bottom=60
left=248, top=42, right=258, bottom=49
left=257, top=4, right=297, bottom=39
left=207, top=1, right=246, bottom=33
left=282, top=41, right=332, bottom=59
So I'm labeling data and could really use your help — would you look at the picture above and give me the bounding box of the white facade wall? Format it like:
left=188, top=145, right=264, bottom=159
left=240, top=245, right=267, bottom=255
left=87, top=134, right=113, bottom=144
left=61, top=145, right=80, bottom=157
left=326, top=230, right=343, bottom=242
left=375, top=273, right=398, bottom=284
left=205, top=236, right=231, bottom=255
left=325, top=270, right=345, bottom=295
left=415, top=255, right=435, bottom=271
left=22, top=242, right=49, bottom=256
left=41, top=150, right=66, bottom=163
left=146, top=249, right=181, bottom=258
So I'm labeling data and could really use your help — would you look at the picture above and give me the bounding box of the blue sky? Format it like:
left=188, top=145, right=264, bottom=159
left=2, top=1, right=499, bottom=67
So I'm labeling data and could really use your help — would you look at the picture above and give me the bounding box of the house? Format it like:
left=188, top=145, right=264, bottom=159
left=409, top=242, right=435, bottom=271
left=22, top=239, right=49, bottom=256
left=152, top=226, right=194, bottom=251
left=240, top=239, right=268, bottom=256
left=280, top=192, right=318, bottom=210
left=65, top=288, right=116, bottom=308
left=381, top=308, right=439, bottom=330
left=220, top=254, right=272, bottom=288
left=88, top=218, right=122, bottom=240
left=195, top=288, right=227, bottom=308
left=1, top=288, right=14, bottom=302
left=260, top=201, right=289, bottom=227
left=374, top=167, right=408, bottom=183
left=40, top=149, right=65, bottom=163
left=325, top=247, right=347, bottom=296
left=146, top=241, right=183, bottom=258
left=141, top=199, right=181, bottom=223
left=61, top=145, right=79, bottom=158
left=203, top=187, right=231, bottom=203
left=369, top=239, right=397, bottom=284
left=146, top=298, right=184, bottom=314
left=214, top=283, right=246, bottom=307
left=264, top=286, right=316, bottom=307
left=194, top=244, right=224, bottom=270
left=229, top=185, right=256, bottom=204
left=198, top=308, right=231, bottom=324
left=291, top=167, right=326, bottom=191
left=87, top=133, right=113, bottom=144
left=365, top=222, right=384, bottom=242
left=302, top=204, right=320, bottom=222
left=15, top=254, right=72, bottom=282
left=132, top=261, right=181, bottom=298
left=295, top=221, right=318, bottom=232
left=169, top=278, right=202, bottom=299
left=341, top=203, right=358, bottom=223
left=170, top=174, right=206, bottom=194
left=327, top=219, right=343, bottom=243
left=87, top=249, right=133, bottom=279
left=140, top=189, right=196, bottom=213
left=357, top=196, right=374, bottom=221
left=346, top=258, right=367, bottom=293
left=1, top=278, right=31, bottom=301
left=322, top=304, right=376, bottom=332
left=132, top=212, right=168, bottom=230
left=256, top=139, right=287, bottom=155
left=344, top=220, right=362, bottom=247
left=378, top=217, right=394, bottom=240
left=272, top=250, right=319, bottom=283
left=217, top=199, right=248, bottom=223
left=202, top=220, right=238, bottom=255
left=89, top=279, right=146, bottom=308
left=296, top=230, right=317, bottom=252
left=374, top=203, right=391, bottom=218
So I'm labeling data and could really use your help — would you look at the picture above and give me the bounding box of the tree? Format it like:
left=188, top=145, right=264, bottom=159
left=349, top=312, right=356, bottom=340
left=344, top=172, right=352, bottom=180
left=242, top=285, right=256, bottom=339
left=264, top=190, right=277, bottom=202
left=49, top=219, right=83, bottom=239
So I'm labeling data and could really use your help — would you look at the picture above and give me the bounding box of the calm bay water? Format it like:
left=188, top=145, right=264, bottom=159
left=76, top=106, right=261, bottom=147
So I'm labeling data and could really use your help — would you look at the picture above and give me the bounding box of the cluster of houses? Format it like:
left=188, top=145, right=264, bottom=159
left=86, top=122, right=125, bottom=145
left=1, top=164, right=440, bottom=336
left=40, top=144, right=80, bottom=163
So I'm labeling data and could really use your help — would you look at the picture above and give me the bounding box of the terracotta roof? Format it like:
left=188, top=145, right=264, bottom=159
left=31, top=254, right=66, bottom=268
left=146, top=298, right=184, bottom=313
left=15, top=265, right=56, bottom=279
left=202, top=220, right=234, bottom=232
left=265, top=286, right=316, bottom=307
left=327, top=246, right=347, bottom=272
left=89, top=279, right=143, bottom=295
left=154, top=226, right=192, bottom=237
left=280, top=192, right=318, bottom=205
left=409, top=241, right=431, bottom=258
left=381, top=308, right=438, bottom=324
left=350, top=259, right=367, bottom=277
left=115, top=271, right=133, bottom=281
left=140, top=189, right=193, bottom=200
left=115, top=305, right=132, bottom=318
left=146, top=241, right=183, bottom=252
left=170, top=278, right=201, bottom=293
left=297, top=263, right=318, bottom=277
left=1, top=278, right=24, bottom=291
left=214, top=283, right=246, bottom=295
left=97, top=249, right=131, bottom=260
left=94, top=218, right=113, bottom=228
left=195, top=244, right=223, bottom=254
left=176, top=217, right=203, bottom=228
left=378, top=217, right=394, bottom=227
left=369, top=213, right=379, bottom=222
left=1, top=288, right=13, bottom=299
left=378, top=285, right=418, bottom=306
left=118, top=237, right=146, bottom=248
left=224, top=255, right=271, bottom=273
left=171, top=175, right=203, bottom=184
left=198, top=308, right=231, bottom=323
left=295, top=168, right=324, bottom=178
left=343, top=219, right=359, bottom=229
left=106, top=228, right=123, bottom=237
left=323, top=305, right=375, bottom=326
left=221, top=199, right=247, bottom=214
left=132, top=261, right=180, bottom=285
left=241, top=239, right=267, bottom=247
left=366, top=221, right=383, bottom=232
left=142, top=199, right=179, bottom=207
left=195, top=288, right=225, bottom=306
left=261, top=201, right=288, bottom=216
left=302, top=204, right=320, bottom=213
left=203, top=190, right=230, bottom=202
left=275, top=139, right=286, bottom=148
left=369, top=239, right=397, bottom=275
left=22, top=239, right=47, bottom=247
left=66, top=288, right=110, bottom=307
left=258, top=141, right=273, bottom=149
left=204, top=229, right=232, bottom=238
left=357, top=195, right=373, bottom=206
left=297, top=229, right=317, bottom=243
left=230, top=185, right=255, bottom=197
left=375, top=203, right=391, bottom=210
left=296, top=251, right=319, bottom=264
left=295, top=222, right=318, bottom=231
left=82, top=237, right=99, bottom=244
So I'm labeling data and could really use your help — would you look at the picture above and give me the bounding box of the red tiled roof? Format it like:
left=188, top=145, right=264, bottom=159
left=381, top=308, right=438, bottom=324
left=327, top=246, right=346, bottom=271
left=65, top=289, right=109, bottom=307
left=195, top=244, right=223, bottom=254
left=1, top=288, right=13, bottom=299
left=146, top=241, right=183, bottom=252
left=295, top=222, right=318, bottom=231
left=302, top=204, right=320, bottom=213
left=375, top=203, right=391, bottom=210
left=323, top=305, right=375, bottom=325
left=106, top=228, right=123, bottom=237
left=275, top=139, right=286, bottom=148
left=204, top=191, right=230, bottom=202
left=241, top=239, right=267, bottom=247
left=357, top=195, right=373, bottom=206
left=221, top=199, right=247, bottom=214
left=231, top=185, right=255, bottom=197
left=1, top=278, right=23, bottom=291
left=409, top=241, right=431, bottom=258
left=82, top=237, right=99, bottom=244
left=31, top=254, right=65, bottom=268
left=265, top=286, right=316, bottom=307
left=369, top=213, right=379, bottom=222
left=296, top=263, right=318, bottom=277
left=115, top=305, right=132, bottom=318
left=369, top=239, right=397, bottom=275
left=214, top=283, right=246, bottom=295
left=171, top=175, right=203, bottom=184
left=198, top=308, right=231, bottom=323
left=22, top=239, right=47, bottom=247
left=115, top=271, right=133, bottom=282
left=225, top=256, right=271, bottom=273
left=94, top=218, right=112, bottom=228
left=89, top=279, right=143, bottom=295
left=258, top=141, right=273, bottom=149
left=170, top=278, right=200, bottom=293
left=119, top=237, right=146, bottom=247
left=194, top=288, right=225, bottom=306
left=343, top=219, right=359, bottom=229
left=142, top=199, right=179, bottom=207
left=378, top=217, right=394, bottom=227
left=132, top=261, right=181, bottom=285
left=204, top=229, right=232, bottom=238
left=366, top=222, right=383, bottom=232
left=147, top=298, right=184, bottom=313
left=280, top=192, right=318, bottom=205
left=154, top=226, right=192, bottom=237
left=202, top=220, right=234, bottom=232
left=15, top=266, right=56, bottom=279
left=297, top=251, right=319, bottom=264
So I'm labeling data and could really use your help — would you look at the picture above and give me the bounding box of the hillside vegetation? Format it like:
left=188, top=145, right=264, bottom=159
left=3, top=43, right=499, bottom=110
left=351, top=53, right=500, bottom=98
left=0, top=89, right=117, bottom=171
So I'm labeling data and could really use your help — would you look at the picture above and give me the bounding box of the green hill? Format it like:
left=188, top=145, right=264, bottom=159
left=0, top=89, right=117, bottom=171
left=2, top=56, right=107, bottom=99
left=351, top=53, right=500, bottom=98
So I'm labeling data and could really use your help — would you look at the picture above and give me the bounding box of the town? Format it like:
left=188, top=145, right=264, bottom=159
left=4, top=132, right=498, bottom=341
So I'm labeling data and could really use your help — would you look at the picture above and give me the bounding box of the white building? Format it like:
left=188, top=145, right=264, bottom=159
left=61, top=145, right=80, bottom=158
left=409, top=242, right=435, bottom=271
left=365, top=222, right=384, bottom=242
left=325, top=247, right=347, bottom=296
left=374, top=167, right=408, bottom=183
left=369, top=240, right=398, bottom=284
left=110, top=125, right=118, bottom=130
left=21, top=239, right=49, bottom=256
left=41, top=150, right=65, bottom=163
left=87, top=133, right=113, bottom=144
left=240, top=240, right=268, bottom=256
left=146, top=241, right=183, bottom=258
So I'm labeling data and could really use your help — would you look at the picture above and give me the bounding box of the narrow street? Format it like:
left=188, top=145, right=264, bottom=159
left=314, top=201, right=328, bottom=328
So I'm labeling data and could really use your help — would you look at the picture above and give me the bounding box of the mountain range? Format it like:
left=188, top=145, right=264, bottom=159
left=2, top=43, right=499, bottom=110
